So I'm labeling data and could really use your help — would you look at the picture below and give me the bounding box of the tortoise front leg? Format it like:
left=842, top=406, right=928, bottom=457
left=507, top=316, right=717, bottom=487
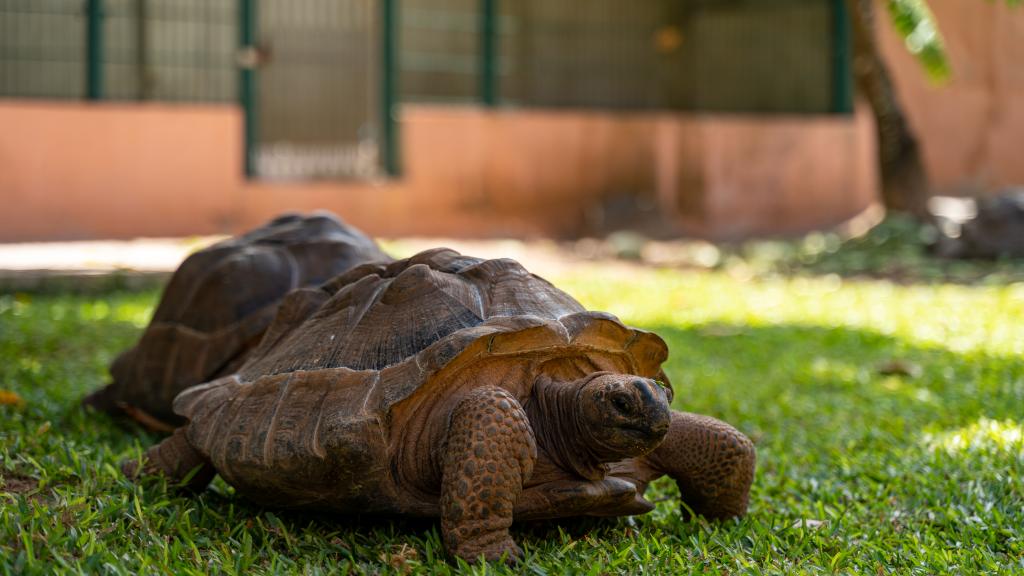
left=514, top=477, right=652, bottom=521
left=642, top=411, right=755, bottom=519
left=440, top=387, right=536, bottom=564
left=122, top=427, right=216, bottom=492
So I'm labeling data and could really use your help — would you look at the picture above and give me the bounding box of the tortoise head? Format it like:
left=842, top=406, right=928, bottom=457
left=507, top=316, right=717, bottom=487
left=576, top=373, right=672, bottom=459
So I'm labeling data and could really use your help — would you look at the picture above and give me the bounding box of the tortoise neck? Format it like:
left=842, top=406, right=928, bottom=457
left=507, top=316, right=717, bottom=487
left=526, top=374, right=608, bottom=481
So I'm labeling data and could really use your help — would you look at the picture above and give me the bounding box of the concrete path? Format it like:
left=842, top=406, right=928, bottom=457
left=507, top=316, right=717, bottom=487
left=0, top=235, right=671, bottom=292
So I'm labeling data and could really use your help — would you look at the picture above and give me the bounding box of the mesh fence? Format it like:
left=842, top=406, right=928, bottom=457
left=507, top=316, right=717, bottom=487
left=0, top=0, right=87, bottom=99
left=3, top=0, right=845, bottom=113
left=402, top=0, right=847, bottom=114
left=104, top=0, right=236, bottom=102
left=255, top=0, right=381, bottom=180
left=401, top=0, right=478, bottom=103
left=0, top=0, right=235, bottom=102
left=0, top=0, right=385, bottom=180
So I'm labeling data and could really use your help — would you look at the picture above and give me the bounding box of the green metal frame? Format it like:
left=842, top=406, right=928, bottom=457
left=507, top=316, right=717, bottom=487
left=479, top=0, right=498, bottom=107
left=239, top=0, right=258, bottom=177
left=831, top=0, right=854, bottom=115
left=86, top=0, right=105, bottom=100
left=381, top=0, right=400, bottom=176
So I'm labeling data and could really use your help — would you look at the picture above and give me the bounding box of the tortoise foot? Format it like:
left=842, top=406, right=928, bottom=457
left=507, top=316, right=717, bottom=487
left=123, top=427, right=216, bottom=492
left=453, top=534, right=523, bottom=565
left=515, top=477, right=646, bottom=521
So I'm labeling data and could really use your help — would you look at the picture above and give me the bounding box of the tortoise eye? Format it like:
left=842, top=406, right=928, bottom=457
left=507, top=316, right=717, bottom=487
left=612, top=395, right=633, bottom=415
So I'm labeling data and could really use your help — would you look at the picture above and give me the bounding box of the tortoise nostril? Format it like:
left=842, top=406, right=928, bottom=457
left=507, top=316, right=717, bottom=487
left=631, top=379, right=658, bottom=403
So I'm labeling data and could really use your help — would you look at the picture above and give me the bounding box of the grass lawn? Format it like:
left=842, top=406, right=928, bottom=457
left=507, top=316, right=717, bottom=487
left=2, top=230, right=1023, bottom=574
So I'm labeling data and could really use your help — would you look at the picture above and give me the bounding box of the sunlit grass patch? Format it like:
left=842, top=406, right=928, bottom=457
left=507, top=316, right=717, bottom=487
left=924, top=418, right=1024, bottom=455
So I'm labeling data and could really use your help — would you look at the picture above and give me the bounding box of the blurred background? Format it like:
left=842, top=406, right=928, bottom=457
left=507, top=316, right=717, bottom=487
left=2, top=4, right=1023, bottom=572
left=0, top=0, right=1021, bottom=246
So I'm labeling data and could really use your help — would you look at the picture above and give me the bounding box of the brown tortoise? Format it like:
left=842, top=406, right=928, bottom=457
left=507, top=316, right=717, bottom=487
left=85, top=212, right=390, bottom=430
left=129, top=248, right=755, bottom=563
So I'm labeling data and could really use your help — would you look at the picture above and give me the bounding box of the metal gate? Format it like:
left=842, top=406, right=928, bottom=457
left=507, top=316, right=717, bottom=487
left=0, top=0, right=397, bottom=180
left=243, top=0, right=397, bottom=180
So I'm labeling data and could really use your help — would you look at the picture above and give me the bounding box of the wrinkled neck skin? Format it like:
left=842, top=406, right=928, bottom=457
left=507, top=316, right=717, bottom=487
left=525, top=373, right=615, bottom=481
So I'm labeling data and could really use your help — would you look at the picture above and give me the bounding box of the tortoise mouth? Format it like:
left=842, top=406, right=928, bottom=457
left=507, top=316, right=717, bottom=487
left=613, top=422, right=670, bottom=451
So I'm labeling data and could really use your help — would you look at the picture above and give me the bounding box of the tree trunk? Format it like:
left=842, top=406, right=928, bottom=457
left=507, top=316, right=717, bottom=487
left=844, top=0, right=932, bottom=217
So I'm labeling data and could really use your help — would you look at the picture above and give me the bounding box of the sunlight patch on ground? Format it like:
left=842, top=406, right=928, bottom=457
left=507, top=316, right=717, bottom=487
left=551, top=269, right=1024, bottom=357
left=924, top=418, right=1024, bottom=455
left=879, top=377, right=940, bottom=405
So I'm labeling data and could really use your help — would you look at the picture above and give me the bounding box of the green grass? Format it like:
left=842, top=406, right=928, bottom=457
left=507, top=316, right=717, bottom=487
left=712, top=215, right=1024, bottom=284
left=2, top=247, right=1023, bottom=574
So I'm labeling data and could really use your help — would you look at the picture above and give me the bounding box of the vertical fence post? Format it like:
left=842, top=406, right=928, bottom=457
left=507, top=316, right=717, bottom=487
left=831, top=0, right=853, bottom=114
left=381, top=0, right=400, bottom=176
left=239, top=0, right=258, bottom=177
left=85, top=0, right=104, bottom=100
left=479, top=0, right=498, bottom=106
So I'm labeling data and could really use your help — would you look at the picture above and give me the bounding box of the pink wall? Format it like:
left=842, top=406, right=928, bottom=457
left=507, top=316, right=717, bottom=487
left=0, top=101, right=243, bottom=239
left=657, top=108, right=877, bottom=238
left=0, top=100, right=876, bottom=242
left=877, top=0, right=1024, bottom=194
left=240, top=108, right=667, bottom=238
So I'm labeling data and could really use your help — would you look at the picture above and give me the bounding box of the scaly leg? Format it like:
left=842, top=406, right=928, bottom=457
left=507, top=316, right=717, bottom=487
left=643, top=411, right=755, bottom=519
left=122, top=427, right=216, bottom=492
left=514, top=476, right=651, bottom=521
left=440, top=387, right=536, bottom=564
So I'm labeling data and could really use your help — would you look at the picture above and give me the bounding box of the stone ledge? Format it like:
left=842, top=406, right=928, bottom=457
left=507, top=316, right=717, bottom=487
left=0, top=269, right=170, bottom=294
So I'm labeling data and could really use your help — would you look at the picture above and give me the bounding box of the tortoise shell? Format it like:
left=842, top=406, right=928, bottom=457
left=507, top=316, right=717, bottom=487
left=172, top=249, right=669, bottom=509
left=237, top=247, right=669, bottom=389
left=88, top=212, right=390, bottom=428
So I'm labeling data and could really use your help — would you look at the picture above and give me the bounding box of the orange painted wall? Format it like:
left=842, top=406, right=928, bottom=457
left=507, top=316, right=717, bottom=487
left=0, top=100, right=875, bottom=242
left=877, top=0, right=1024, bottom=194
left=0, top=101, right=244, bottom=239
left=656, top=108, right=878, bottom=238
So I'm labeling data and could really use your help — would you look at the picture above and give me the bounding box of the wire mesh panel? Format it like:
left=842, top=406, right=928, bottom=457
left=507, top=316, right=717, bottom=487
left=0, top=0, right=87, bottom=99
left=400, top=0, right=520, bottom=104
left=104, top=0, right=236, bottom=102
left=501, top=0, right=662, bottom=110
left=400, top=0, right=848, bottom=115
left=662, top=0, right=835, bottom=113
left=506, top=0, right=837, bottom=113
left=400, top=0, right=477, bottom=103
left=255, top=0, right=381, bottom=180
left=102, top=0, right=143, bottom=99
left=0, top=0, right=235, bottom=102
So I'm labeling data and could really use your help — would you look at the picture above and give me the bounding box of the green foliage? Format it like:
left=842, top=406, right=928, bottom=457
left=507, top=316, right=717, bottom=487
left=2, top=260, right=1024, bottom=573
left=885, top=0, right=950, bottom=81
left=721, top=215, right=1024, bottom=284
left=884, top=0, right=1020, bottom=82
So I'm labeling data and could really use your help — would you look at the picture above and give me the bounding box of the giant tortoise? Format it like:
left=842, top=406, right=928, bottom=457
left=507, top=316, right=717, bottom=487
left=129, top=248, right=755, bottom=563
left=85, top=212, right=390, bottom=429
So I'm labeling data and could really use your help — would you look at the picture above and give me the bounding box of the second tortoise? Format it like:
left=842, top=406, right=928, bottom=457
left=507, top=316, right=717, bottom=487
left=85, top=212, right=390, bottom=429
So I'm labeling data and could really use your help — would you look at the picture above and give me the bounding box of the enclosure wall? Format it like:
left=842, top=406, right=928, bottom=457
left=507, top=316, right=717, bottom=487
left=0, top=101, right=242, bottom=239
left=878, top=0, right=1024, bottom=194
left=0, top=101, right=876, bottom=241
